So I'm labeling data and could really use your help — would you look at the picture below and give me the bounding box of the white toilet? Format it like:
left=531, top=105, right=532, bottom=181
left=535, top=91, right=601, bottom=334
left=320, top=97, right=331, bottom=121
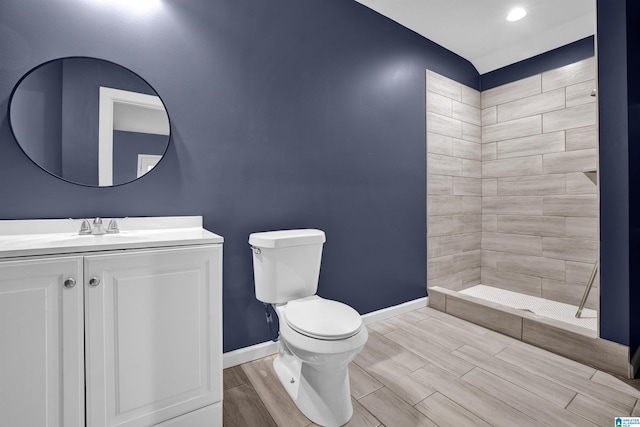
left=249, top=229, right=368, bottom=427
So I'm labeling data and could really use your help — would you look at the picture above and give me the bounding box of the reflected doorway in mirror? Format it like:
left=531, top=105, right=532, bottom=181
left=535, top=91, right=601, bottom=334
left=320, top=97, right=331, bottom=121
left=137, top=154, right=162, bottom=178
left=99, top=87, right=169, bottom=186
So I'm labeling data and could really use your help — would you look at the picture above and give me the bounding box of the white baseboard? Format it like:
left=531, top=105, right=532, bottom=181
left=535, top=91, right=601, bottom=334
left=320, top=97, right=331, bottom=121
left=361, top=296, right=428, bottom=325
left=222, top=296, right=428, bottom=369
left=223, top=340, right=279, bottom=369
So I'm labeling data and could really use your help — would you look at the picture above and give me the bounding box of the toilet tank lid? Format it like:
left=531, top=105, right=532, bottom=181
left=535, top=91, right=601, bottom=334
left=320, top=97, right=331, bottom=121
left=249, top=229, right=326, bottom=248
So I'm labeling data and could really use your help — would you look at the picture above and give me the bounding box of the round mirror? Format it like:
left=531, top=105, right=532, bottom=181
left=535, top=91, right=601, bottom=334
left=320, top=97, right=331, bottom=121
left=9, top=57, right=170, bottom=187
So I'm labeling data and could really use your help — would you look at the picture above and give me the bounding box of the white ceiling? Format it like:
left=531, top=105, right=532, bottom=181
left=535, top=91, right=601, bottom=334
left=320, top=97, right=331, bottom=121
left=353, top=0, right=595, bottom=74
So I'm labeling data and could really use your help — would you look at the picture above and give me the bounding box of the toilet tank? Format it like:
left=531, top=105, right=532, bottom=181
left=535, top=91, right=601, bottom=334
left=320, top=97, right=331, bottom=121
left=249, top=229, right=326, bottom=304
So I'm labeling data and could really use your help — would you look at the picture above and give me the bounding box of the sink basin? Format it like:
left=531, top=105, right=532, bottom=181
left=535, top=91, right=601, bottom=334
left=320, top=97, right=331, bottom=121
left=49, top=230, right=154, bottom=243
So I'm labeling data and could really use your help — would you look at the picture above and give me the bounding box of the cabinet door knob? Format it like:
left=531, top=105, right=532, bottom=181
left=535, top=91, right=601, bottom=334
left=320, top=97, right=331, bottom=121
left=64, top=278, right=77, bottom=289
left=88, top=277, right=101, bottom=287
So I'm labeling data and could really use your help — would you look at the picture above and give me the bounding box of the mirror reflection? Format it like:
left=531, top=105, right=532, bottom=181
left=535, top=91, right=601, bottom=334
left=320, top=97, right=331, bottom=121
left=9, top=57, right=170, bottom=187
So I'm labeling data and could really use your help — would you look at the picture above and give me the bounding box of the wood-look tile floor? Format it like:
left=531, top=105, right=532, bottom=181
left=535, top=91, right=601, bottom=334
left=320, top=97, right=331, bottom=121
left=223, top=307, right=640, bottom=427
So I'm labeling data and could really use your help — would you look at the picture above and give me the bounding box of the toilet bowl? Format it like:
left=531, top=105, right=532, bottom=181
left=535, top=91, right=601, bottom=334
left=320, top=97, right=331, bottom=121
left=273, top=296, right=368, bottom=426
left=249, top=229, right=368, bottom=427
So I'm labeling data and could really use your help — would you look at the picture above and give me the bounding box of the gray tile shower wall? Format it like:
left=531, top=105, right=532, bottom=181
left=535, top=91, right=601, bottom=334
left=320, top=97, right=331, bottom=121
left=427, top=57, right=599, bottom=310
left=426, top=70, right=482, bottom=291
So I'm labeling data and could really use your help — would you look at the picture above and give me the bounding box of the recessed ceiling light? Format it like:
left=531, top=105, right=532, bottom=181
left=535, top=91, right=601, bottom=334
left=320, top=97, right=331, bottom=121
left=507, top=7, right=527, bottom=22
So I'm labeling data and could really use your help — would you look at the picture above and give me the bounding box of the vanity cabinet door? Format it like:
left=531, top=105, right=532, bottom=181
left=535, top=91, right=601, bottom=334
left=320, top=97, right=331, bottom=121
left=84, top=245, right=222, bottom=427
left=0, top=256, right=85, bottom=427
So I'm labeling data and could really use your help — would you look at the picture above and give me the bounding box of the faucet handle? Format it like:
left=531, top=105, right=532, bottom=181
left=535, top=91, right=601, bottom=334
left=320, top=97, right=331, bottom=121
left=106, top=218, right=119, bottom=234
left=79, top=219, right=92, bottom=235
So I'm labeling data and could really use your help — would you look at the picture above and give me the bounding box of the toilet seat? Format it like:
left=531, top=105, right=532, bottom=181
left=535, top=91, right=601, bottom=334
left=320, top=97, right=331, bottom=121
left=284, top=296, right=363, bottom=340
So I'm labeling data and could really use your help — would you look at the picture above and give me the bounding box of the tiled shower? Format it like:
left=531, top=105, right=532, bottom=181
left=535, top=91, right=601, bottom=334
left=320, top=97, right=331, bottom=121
left=426, top=58, right=599, bottom=332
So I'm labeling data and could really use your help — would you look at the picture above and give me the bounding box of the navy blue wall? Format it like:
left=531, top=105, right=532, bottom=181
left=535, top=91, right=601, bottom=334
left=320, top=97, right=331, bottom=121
left=595, top=0, right=634, bottom=352
left=627, top=0, right=640, bottom=355
left=0, top=0, right=478, bottom=352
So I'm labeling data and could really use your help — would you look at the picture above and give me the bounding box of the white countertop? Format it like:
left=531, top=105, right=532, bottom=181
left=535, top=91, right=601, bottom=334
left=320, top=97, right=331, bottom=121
left=0, top=216, right=223, bottom=259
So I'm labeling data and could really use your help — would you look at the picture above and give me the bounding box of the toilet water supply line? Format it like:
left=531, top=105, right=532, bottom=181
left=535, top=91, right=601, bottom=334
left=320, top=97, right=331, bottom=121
left=263, top=303, right=279, bottom=342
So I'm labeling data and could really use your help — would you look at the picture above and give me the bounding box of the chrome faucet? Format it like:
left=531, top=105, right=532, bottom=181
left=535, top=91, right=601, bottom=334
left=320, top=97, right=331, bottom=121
left=92, top=217, right=106, bottom=235
left=77, top=217, right=120, bottom=235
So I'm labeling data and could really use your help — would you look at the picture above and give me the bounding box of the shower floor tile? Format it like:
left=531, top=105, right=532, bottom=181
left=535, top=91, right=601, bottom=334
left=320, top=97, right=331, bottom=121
left=459, top=285, right=597, bottom=331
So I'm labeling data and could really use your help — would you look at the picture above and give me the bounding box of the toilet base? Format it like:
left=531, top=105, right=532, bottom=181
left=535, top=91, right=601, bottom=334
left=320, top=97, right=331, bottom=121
left=273, top=345, right=353, bottom=427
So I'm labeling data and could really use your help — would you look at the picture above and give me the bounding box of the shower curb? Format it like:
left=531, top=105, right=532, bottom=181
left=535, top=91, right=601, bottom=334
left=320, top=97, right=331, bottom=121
left=429, top=286, right=631, bottom=378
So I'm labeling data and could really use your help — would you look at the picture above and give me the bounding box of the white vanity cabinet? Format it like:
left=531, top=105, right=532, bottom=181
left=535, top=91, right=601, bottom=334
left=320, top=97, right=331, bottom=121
left=0, top=256, right=85, bottom=427
left=0, top=217, right=223, bottom=427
